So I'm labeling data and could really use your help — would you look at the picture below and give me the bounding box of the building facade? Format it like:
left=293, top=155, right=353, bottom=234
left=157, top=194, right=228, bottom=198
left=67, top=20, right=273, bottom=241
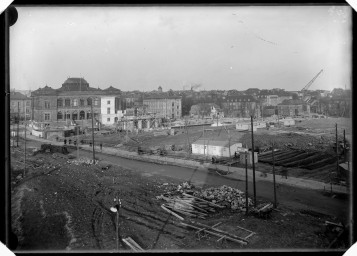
left=223, top=95, right=261, bottom=118
left=10, top=91, right=32, bottom=120
left=277, top=99, right=310, bottom=117
left=31, top=78, right=122, bottom=126
left=143, top=95, right=182, bottom=119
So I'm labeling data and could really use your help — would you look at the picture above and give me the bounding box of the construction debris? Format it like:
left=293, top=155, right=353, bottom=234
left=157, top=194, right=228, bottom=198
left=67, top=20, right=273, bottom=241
left=67, top=157, right=98, bottom=166
left=122, top=237, right=144, bottom=251
left=251, top=203, right=274, bottom=219
left=179, top=221, right=250, bottom=246
left=192, top=185, right=253, bottom=211
left=158, top=194, right=216, bottom=220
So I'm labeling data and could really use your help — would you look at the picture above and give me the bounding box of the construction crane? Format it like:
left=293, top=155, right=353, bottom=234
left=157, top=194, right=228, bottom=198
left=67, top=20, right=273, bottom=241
left=301, top=69, right=323, bottom=92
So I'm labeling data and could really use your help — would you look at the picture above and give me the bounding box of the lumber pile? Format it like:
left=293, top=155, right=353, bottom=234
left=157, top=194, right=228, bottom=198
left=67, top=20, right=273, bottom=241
left=157, top=193, right=219, bottom=220
left=193, top=185, right=253, bottom=211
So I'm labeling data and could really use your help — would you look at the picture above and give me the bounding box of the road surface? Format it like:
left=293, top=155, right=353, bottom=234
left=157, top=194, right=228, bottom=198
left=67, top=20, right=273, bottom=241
left=75, top=148, right=350, bottom=223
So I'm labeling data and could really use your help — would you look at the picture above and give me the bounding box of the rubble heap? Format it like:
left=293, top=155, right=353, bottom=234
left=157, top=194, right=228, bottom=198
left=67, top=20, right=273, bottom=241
left=67, top=157, right=98, bottom=166
left=193, top=185, right=253, bottom=211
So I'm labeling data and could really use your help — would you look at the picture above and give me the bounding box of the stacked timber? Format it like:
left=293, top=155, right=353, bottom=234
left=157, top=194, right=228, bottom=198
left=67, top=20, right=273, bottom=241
left=157, top=194, right=220, bottom=220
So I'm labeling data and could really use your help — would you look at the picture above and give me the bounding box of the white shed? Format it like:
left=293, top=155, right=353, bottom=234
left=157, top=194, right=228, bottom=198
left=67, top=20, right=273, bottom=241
left=279, top=119, right=295, bottom=126
left=192, top=139, right=242, bottom=157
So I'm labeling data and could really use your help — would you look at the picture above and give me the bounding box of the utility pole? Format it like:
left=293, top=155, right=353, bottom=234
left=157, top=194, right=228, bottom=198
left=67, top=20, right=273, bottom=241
left=77, top=118, right=80, bottom=159
left=336, top=123, right=339, bottom=178
left=245, top=151, right=248, bottom=215
left=23, top=102, right=27, bottom=178
left=116, top=193, right=119, bottom=251
left=250, top=115, right=256, bottom=206
left=91, top=100, right=96, bottom=163
left=272, top=144, right=277, bottom=208
left=343, top=129, right=346, bottom=160
left=17, top=101, right=20, bottom=147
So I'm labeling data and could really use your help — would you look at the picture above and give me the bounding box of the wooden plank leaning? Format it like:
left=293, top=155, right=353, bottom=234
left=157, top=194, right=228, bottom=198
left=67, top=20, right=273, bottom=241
left=180, top=222, right=247, bottom=245
left=161, top=204, right=184, bottom=220
left=192, top=221, right=249, bottom=243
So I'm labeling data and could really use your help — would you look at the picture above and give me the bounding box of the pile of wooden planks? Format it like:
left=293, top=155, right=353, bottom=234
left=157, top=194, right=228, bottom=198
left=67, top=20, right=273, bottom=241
left=158, top=193, right=224, bottom=220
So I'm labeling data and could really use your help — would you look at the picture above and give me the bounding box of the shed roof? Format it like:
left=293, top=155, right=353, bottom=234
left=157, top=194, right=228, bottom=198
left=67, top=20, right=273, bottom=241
left=192, top=139, right=241, bottom=147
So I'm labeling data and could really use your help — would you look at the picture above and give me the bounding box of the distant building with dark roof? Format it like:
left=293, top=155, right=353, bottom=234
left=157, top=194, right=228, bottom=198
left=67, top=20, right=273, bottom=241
left=30, top=77, right=122, bottom=124
left=143, top=95, right=182, bottom=119
left=222, top=95, right=261, bottom=118
left=277, top=99, right=310, bottom=117
left=10, top=91, right=32, bottom=120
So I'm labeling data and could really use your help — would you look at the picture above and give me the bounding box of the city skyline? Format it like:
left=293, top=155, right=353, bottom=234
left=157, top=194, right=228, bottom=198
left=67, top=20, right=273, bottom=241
left=10, top=6, right=352, bottom=92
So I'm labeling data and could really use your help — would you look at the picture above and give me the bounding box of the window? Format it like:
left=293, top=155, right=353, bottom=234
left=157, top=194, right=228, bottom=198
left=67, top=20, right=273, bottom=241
left=107, top=108, right=110, bottom=114
left=80, top=99, right=85, bottom=106
left=57, top=111, right=63, bottom=120
left=57, top=99, right=63, bottom=107
left=26, top=101, right=30, bottom=106
left=94, top=98, right=99, bottom=106
left=65, top=99, right=71, bottom=107
left=107, top=100, right=110, bottom=104
left=87, top=98, right=92, bottom=106
left=73, top=99, right=78, bottom=106
left=172, top=102, right=174, bottom=106
left=26, top=108, right=30, bottom=113
left=44, top=101, right=50, bottom=108
left=177, top=105, right=179, bottom=109
left=107, top=118, right=110, bottom=122
left=44, top=113, right=50, bottom=120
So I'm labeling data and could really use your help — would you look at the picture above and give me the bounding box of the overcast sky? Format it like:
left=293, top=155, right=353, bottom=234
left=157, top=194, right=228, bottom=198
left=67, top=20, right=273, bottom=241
left=10, top=5, right=352, bottom=92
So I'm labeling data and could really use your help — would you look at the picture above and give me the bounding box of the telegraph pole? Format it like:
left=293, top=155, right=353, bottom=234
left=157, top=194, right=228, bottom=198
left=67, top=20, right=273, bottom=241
left=272, top=144, right=277, bottom=208
left=250, top=115, right=256, bottom=206
left=23, top=102, right=27, bottom=178
left=245, top=151, right=249, bottom=215
left=17, top=101, right=20, bottom=147
left=91, top=100, right=96, bottom=162
left=335, top=123, right=339, bottom=178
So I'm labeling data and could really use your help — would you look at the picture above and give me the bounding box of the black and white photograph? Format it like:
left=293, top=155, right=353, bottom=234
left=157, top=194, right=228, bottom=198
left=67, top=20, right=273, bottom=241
left=5, top=4, right=353, bottom=252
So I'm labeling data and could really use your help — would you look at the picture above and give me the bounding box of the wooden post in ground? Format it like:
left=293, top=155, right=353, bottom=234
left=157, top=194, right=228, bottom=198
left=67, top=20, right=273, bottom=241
left=336, top=123, right=339, bottom=177
left=116, top=193, right=119, bottom=251
left=17, top=101, right=20, bottom=147
left=272, top=144, right=277, bottom=208
left=250, top=115, right=256, bottom=206
left=90, top=101, right=96, bottom=162
left=245, top=151, right=248, bottom=215
left=24, top=119, right=26, bottom=178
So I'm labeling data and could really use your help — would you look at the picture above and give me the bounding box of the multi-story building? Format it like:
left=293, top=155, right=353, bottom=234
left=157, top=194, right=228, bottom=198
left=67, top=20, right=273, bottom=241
left=10, top=91, right=32, bottom=120
left=100, top=87, right=123, bottom=125
left=189, top=103, right=223, bottom=118
left=30, top=78, right=122, bottom=126
left=223, top=95, right=261, bottom=118
left=277, top=99, right=310, bottom=117
left=143, top=95, right=182, bottom=119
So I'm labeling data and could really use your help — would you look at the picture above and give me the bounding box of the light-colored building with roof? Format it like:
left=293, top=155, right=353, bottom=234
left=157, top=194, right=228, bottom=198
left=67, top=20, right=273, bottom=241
left=30, top=77, right=122, bottom=127
left=10, top=91, right=32, bottom=120
left=143, top=95, right=182, bottom=119
left=191, top=138, right=243, bottom=157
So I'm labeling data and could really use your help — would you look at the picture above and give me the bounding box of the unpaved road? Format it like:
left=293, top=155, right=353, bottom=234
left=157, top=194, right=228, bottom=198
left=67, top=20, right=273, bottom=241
left=76, top=149, right=350, bottom=223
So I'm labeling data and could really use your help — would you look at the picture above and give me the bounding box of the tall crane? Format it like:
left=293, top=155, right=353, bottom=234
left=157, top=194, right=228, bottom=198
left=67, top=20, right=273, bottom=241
left=301, top=69, right=323, bottom=92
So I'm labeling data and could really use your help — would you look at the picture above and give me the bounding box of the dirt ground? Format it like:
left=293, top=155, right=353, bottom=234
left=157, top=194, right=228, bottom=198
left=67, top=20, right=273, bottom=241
left=10, top=140, right=349, bottom=251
